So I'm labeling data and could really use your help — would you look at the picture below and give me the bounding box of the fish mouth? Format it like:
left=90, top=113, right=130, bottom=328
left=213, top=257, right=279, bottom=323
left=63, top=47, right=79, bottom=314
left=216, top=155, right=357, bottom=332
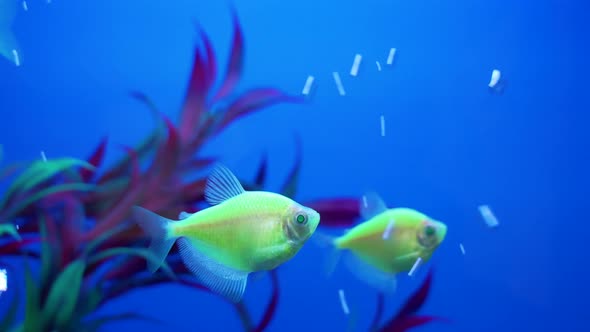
left=308, top=209, right=320, bottom=234
left=436, top=221, right=448, bottom=244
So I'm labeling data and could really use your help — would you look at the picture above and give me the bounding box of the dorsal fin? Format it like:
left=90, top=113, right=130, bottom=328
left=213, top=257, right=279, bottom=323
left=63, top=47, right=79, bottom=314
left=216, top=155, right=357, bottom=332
left=204, top=164, right=245, bottom=206
left=360, top=191, right=388, bottom=220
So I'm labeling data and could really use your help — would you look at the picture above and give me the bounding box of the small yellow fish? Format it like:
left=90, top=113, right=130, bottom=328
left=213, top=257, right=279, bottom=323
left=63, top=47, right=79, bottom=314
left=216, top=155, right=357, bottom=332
left=321, top=192, right=447, bottom=293
left=131, top=164, right=320, bottom=302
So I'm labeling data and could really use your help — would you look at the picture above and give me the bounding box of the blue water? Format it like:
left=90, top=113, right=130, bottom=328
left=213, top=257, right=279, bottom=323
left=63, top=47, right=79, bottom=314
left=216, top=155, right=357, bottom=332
left=1, top=0, right=588, bottom=331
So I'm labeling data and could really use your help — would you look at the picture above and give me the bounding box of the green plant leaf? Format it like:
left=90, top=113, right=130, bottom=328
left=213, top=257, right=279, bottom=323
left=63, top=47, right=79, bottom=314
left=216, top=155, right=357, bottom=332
left=96, top=177, right=129, bottom=194
left=81, top=312, right=164, bottom=332
left=88, top=247, right=176, bottom=280
left=0, top=289, right=19, bottom=331
left=82, top=223, right=129, bottom=258
left=0, top=223, right=21, bottom=241
left=3, top=183, right=96, bottom=219
left=6, top=324, right=24, bottom=332
left=0, top=158, right=95, bottom=210
left=39, top=215, right=56, bottom=295
left=23, top=260, right=42, bottom=332
left=41, top=259, right=86, bottom=329
left=77, top=287, right=104, bottom=319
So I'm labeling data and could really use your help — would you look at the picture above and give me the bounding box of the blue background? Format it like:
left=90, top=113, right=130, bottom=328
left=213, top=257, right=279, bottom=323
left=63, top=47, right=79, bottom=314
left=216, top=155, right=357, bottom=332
left=1, top=0, right=588, bottom=331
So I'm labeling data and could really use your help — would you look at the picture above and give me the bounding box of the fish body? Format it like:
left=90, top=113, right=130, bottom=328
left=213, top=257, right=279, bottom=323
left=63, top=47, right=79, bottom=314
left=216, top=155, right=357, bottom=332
left=172, top=191, right=311, bottom=272
left=131, top=164, right=320, bottom=302
left=336, top=207, right=446, bottom=273
left=323, top=192, right=447, bottom=293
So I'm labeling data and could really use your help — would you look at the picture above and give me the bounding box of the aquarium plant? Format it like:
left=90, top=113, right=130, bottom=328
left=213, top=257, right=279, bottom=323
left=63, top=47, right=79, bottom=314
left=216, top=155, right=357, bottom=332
left=0, top=10, right=444, bottom=332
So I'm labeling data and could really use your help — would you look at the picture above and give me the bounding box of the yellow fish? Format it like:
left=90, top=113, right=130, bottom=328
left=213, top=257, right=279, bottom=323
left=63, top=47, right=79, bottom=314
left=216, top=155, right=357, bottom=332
left=321, top=192, right=447, bottom=293
left=131, top=164, right=320, bottom=302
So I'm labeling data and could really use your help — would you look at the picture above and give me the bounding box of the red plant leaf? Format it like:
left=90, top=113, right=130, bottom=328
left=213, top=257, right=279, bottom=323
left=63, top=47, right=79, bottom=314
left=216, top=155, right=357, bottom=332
left=180, top=178, right=207, bottom=205
left=254, top=154, right=268, bottom=188
left=215, top=88, right=304, bottom=136
left=379, top=269, right=449, bottom=332
left=252, top=270, right=280, bottom=332
left=96, top=132, right=159, bottom=186
left=104, top=256, right=146, bottom=280
left=369, top=293, right=386, bottom=331
left=185, top=158, right=217, bottom=171
left=185, top=118, right=215, bottom=153
left=83, top=146, right=141, bottom=241
left=129, top=91, right=163, bottom=120
left=146, top=116, right=181, bottom=182
left=43, top=212, right=59, bottom=245
left=179, top=37, right=215, bottom=141
left=211, top=9, right=244, bottom=103
left=279, top=135, right=302, bottom=198
left=99, top=226, right=144, bottom=253
left=0, top=237, right=40, bottom=255
left=381, top=315, right=448, bottom=332
left=181, top=206, right=202, bottom=214
left=80, top=137, right=108, bottom=182
left=304, top=198, right=360, bottom=227
left=84, top=226, right=145, bottom=277
left=140, top=117, right=183, bottom=213
left=60, top=196, right=86, bottom=264
left=197, top=24, right=217, bottom=95
left=398, top=269, right=433, bottom=317
left=99, top=275, right=191, bottom=308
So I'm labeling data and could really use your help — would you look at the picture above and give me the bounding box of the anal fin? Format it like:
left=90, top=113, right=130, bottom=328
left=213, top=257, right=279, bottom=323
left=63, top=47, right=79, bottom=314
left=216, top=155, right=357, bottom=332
left=177, top=237, right=248, bottom=303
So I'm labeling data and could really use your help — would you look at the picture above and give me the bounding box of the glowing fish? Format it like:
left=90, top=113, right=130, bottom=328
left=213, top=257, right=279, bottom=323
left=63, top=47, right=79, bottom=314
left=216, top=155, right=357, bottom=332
left=131, top=164, right=321, bottom=302
left=320, top=192, right=447, bottom=293
left=0, top=0, right=21, bottom=65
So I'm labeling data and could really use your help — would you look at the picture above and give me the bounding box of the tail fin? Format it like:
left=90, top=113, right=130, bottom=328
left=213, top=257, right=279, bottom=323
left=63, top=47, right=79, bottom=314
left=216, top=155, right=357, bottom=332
left=130, top=206, right=176, bottom=273
left=312, top=231, right=342, bottom=278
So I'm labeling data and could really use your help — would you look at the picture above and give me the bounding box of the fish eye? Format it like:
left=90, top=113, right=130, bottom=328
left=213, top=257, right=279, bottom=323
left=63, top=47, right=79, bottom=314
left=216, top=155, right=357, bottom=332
left=425, top=225, right=436, bottom=237
left=295, top=213, right=308, bottom=225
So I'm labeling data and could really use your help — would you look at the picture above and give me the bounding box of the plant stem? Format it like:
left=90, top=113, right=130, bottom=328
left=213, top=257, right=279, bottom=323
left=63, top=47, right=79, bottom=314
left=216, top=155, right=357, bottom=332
left=234, top=301, right=254, bottom=332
